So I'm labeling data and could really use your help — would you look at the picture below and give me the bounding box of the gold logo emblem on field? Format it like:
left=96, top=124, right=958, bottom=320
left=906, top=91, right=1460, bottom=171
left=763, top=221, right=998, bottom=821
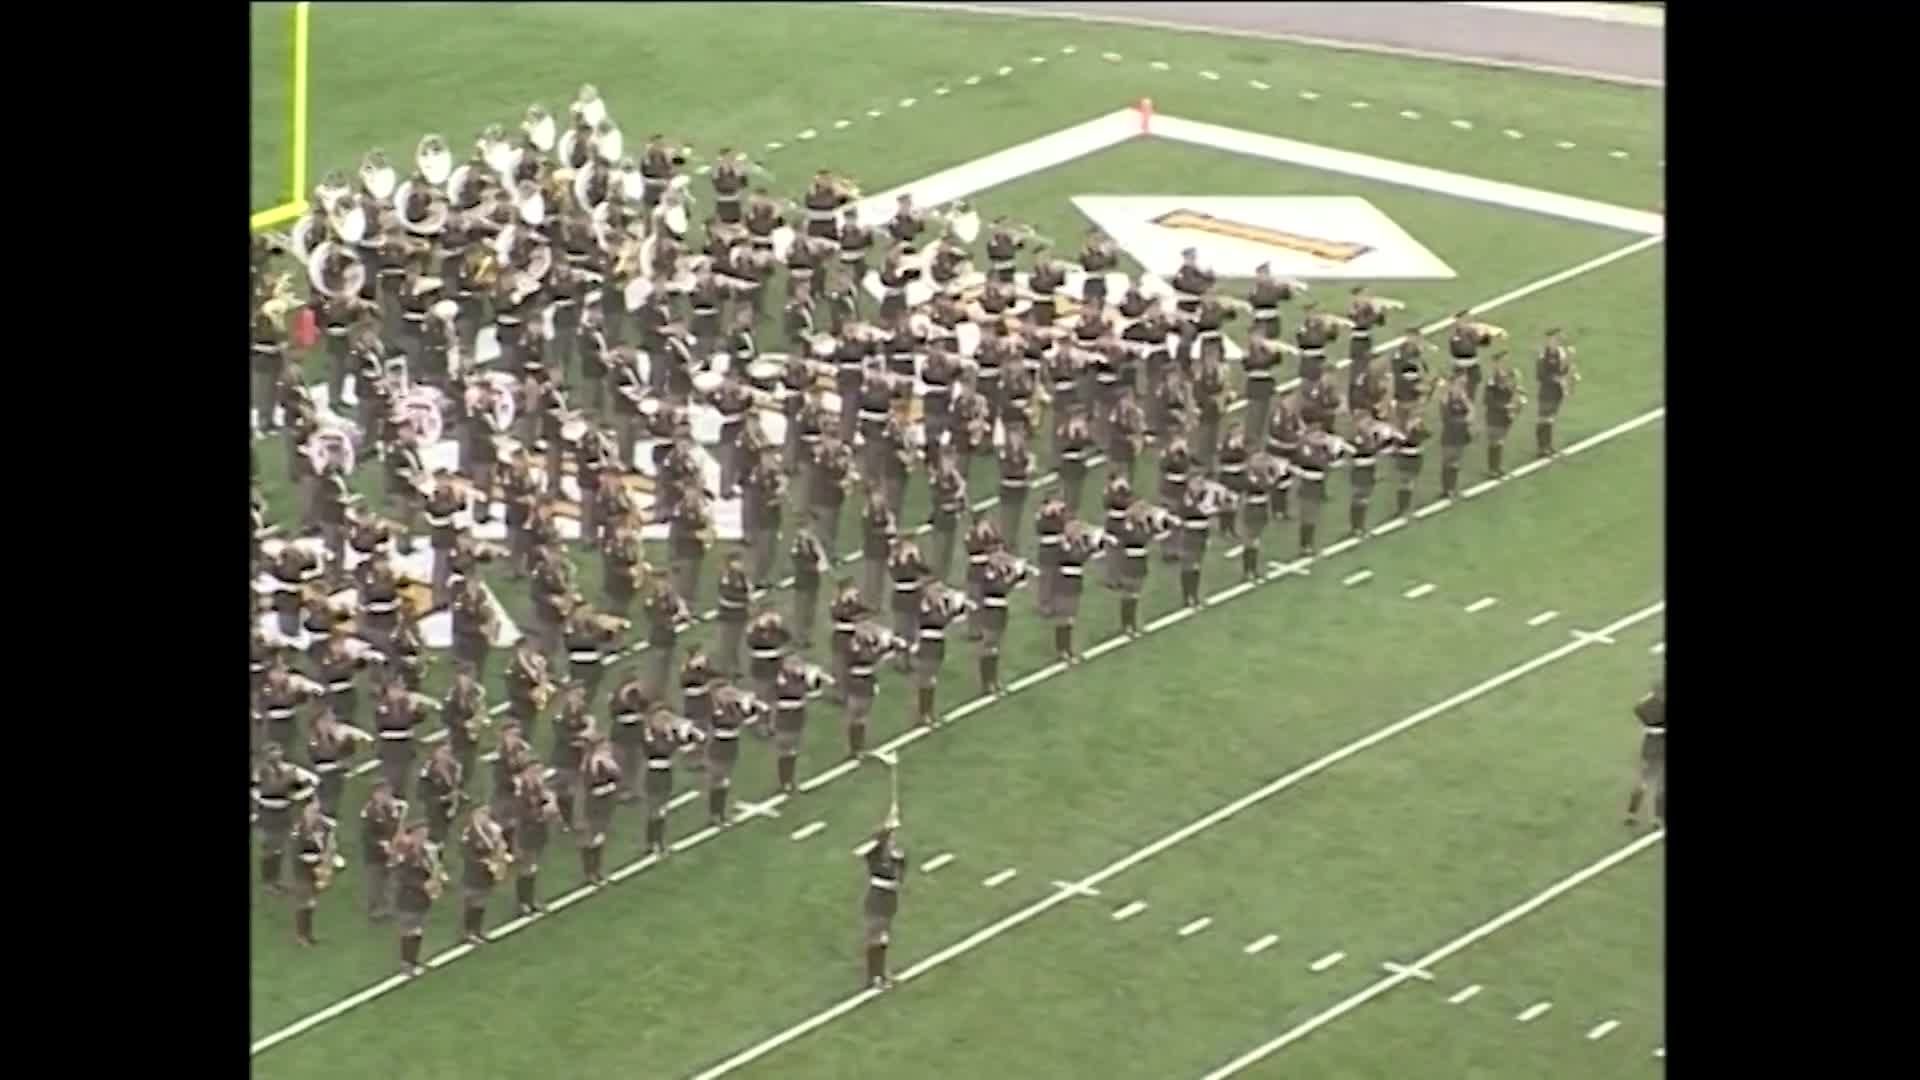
left=1150, top=210, right=1373, bottom=263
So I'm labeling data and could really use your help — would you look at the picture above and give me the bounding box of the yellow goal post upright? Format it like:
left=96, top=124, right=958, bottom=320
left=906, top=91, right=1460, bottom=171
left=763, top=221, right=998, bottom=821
left=250, top=1, right=312, bottom=232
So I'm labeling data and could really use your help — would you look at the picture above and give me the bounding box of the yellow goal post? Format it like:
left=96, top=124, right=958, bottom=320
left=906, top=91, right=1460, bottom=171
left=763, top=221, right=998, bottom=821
left=251, top=2, right=311, bottom=232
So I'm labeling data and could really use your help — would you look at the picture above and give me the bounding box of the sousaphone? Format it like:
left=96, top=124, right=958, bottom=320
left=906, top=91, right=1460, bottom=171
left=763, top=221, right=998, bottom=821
left=313, top=170, right=353, bottom=217
left=572, top=83, right=608, bottom=131
left=307, top=241, right=368, bottom=301
left=305, top=422, right=357, bottom=475
left=932, top=201, right=981, bottom=244
left=523, top=105, right=558, bottom=156
left=360, top=150, right=399, bottom=204
left=593, top=119, right=625, bottom=165
left=288, top=209, right=329, bottom=263
left=399, top=387, right=445, bottom=446
left=416, top=134, right=454, bottom=188
left=330, top=194, right=369, bottom=246
left=514, top=179, right=547, bottom=228
left=480, top=124, right=522, bottom=185
left=614, top=157, right=645, bottom=205
left=397, top=177, right=449, bottom=236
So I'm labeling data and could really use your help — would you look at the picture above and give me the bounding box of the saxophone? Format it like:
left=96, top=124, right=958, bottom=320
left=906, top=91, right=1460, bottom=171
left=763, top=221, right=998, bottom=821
left=311, top=824, right=339, bottom=892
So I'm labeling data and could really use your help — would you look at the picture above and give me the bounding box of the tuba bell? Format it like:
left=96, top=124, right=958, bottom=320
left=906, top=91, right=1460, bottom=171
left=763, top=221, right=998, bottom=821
left=523, top=105, right=558, bottom=155
left=289, top=209, right=328, bottom=263
left=593, top=119, right=624, bottom=165
left=308, top=241, right=368, bottom=301
left=330, top=194, right=369, bottom=246
left=514, top=180, right=547, bottom=228
left=480, top=123, right=521, bottom=183
left=313, top=170, right=353, bottom=217
left=572, top=83, right=608, bottom=131
left=933, top=202, right=981, bottom=245
left=360, top=150, right=399, bottom=203
left=416, top=134, right=454, bottom=188
left=396, top=176, right=449, bottom=236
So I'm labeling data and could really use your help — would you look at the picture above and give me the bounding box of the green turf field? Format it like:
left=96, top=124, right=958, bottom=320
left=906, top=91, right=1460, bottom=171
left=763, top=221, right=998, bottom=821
left=250, top=4, right=1664, bottom=1077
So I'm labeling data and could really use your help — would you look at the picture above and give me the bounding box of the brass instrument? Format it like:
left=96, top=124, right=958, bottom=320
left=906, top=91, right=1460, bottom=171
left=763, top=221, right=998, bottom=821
left=421, top=843, right=448, bottom=900
left=482, top=823, right=514, bottom=881
left=311, top=824, right=339, bottom=892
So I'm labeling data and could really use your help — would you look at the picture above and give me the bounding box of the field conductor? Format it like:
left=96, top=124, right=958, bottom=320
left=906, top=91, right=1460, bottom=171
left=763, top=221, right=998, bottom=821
left=862, top=810, right=908, bottom=990
left=1626, top=678, right=1666, bottom=828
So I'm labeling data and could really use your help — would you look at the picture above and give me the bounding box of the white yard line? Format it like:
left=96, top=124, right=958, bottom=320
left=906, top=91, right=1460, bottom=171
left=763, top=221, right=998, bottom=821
left=686, top=602, right=1663, bottom=1078
left=1111, top=901, right=1150, bottom=922
left=1587, top=1019, right=1620, bottom=1041
left=1244, top=934, right=1279, bottom=955
left=982, top=868, right=1018, bottom=888
left=1310, top=951, right=1347, bottom=972
left=1527, top=610, right=1560, bottom=627
left=1516, top=1001, right=1554, bottom=1023
left=1341, top=570, right=1374, bottom=587
left=1403, top=583, right=1437, bottom=600
left=1198, top=830, right=1664, bottom=1078
left=1464, top=596, right=1499, bottom=614
left=789, top=821, right=827, bottom=842
left=922, top=852, right=956, bottom=874
left=1179, top=917, right=1214, bottom=938
left=1447, top=984, right=1483, bottom=1005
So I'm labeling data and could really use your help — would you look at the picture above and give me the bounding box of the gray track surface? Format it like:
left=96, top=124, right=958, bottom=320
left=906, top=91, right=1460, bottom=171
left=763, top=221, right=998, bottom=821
left=872, top=2, right=1663, bottom=87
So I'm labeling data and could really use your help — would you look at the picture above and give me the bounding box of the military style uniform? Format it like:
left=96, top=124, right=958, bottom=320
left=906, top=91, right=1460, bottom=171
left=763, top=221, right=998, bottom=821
left=510, top=772, right=559, bottom=916
left=360, top=792, right=407, bottom=920
left=505, top=644, right=553, bottom=729
left=1176, top=482, right=1216, bottom=608
left=1439, top=384, right=1474, bottom=499
left=1348, top=420, right=1394, bottom=536
left=442, top=675, right=487, bottom=787
left=1535, top=340, right=1576, bottom=456
left=1449, top=320, right=1489, bottom=398
left=790, top=532, right=831, bottom=652
left=460, top=815, right=510, bottom=943
left=450, top=576, right=500, bottom=678
left=746, top=612, right=793, bottom=704
left=252, top=758, right=317, bottom=893
left=579, top=746, right=622, bottom=883
left=963, top=518, right=1001, bottom=639
left=809, top=438, right=856, bottom=556
left=1295, top=314, right=1335, bottom=386
left=644, top=582, right=690, bottom=700
left=306, top=717, right=371, bottom=823
left=1242, top=453, right=1288, bottom=581
left=912, top=589, right=966, bottom=726
left=861, top=498, right=899, bottom=606
left=829, top=587, right=871, bottom=704
left=1033, top=500, right=1068, bottom=618
left=390, top=831, right=443, bottom=974
left=418, top=751, right=465, bottom=844
left=1628, top=684, right=1667, bottom=826
left=844, top=624, right=895, bottom=757
left=288, top=810, right=336, bottom=944
left=928, top=461, right=970, bottom=585
left=997, top=439, right=1034, bottom=553
left=373, top=686, right=432, bottom=796
left=772, top=661, right=831, bottom=793
left=715, top=564, right=753, bottom=678
left=922, top=348, right=959, bottom=458
left=1294, top=436, right=1336, bottom=557
left=743, top=456, right=789, bottom=588
left=889, top=544, right=931, bottom=671
left=863, top=831, right=908, bottom=988
left=975, top=553, right=1028, bottom=695
left=609, top=674, right=652, bottom=802
left=681, top=651, right=715, bottom=738
left=1158, top=441, right=1194, bottom=564
left=603, top=527, right=647, bottom=619
left=1394, top=417, right=1430, bottom=518
left=706, top=686, right=770, bottom=826
left=1483, top=366, right=1525, bottom=476
left=642, top=711, right=700, bottom=855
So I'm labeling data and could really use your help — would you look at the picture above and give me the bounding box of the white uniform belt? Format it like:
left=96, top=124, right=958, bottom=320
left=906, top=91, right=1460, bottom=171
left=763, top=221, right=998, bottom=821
left=1253, top=307, right=1279, bottom=320
left=616, top=714, right=643, bottom=726
left=850, top=665, right=876, bottom=677
left=266, top=708, right=297, bottom=721
left=1644, top=726, right=1667, bottom=736
left=1220, top=464, right=1247, bottom=474
left=569, top=651, right=602, bottom=663
left=258, top=797, right=291, bottom=810
left=377, top=729, right=413, bottom=741
left=869, top=877, right=899, bottom=891
left=1399, top=447, right=1425, bottom=457
left=919, top=629, right=945, bottom=640
left=364, top=601, right=397, bottom=614
left=984, top=597, right=1009, bottom=608
left=777, top=700, right=805, bottom=711
left=1453, top=357, right=1480, bottom=366
left=1062, top=566, right=1084, bottom=577
left=1061, top=450, right=1088, bottom=461
left=314, top=761, right=345, bottom=775
left=327, top=680, right=355, bottom=693
left=969, top=555, right=990, bottom=565
left=1124, top=546, right=1149, bottom=557
left=1295, top=468, right=1326, bottom=481
left=751, top=649, right=783, bottom=660
left=859, top=409, right=889, bottom=422
left=894, top=581, right=918, bottom=592
left=1353, top=456, right=1376, bottom=467
left=1039, top=536, right=1061, bottom=547
left=591, top=782, right=619, bottom=796
left=1247, top=370, right=1276, bottom=381
left=648, top=760, right=673, bottom=770
left=713, top=729, right=740, bottom=741
left=1002, top=479, right=1028, bottom=489
left=1247, top=494, right=1269, bottom=505
left=1183, top=520, right=1209, bottom=531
